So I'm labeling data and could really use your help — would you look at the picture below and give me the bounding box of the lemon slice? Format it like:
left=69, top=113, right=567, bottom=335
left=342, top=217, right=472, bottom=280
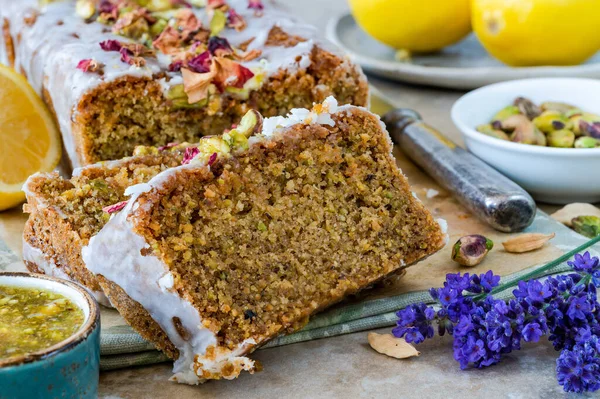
left=0, top=64, right=61, bottom=211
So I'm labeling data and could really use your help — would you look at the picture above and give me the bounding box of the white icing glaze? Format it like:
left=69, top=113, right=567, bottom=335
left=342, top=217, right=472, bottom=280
left=436, top=218, right=450, bottom=246
left=82, top=199, right=255, bottom=384
left=0, top=0, right=355, bottom=168
left=426, top=188, right=439, bottom=199
left=22, top=239, right=112, bottom=307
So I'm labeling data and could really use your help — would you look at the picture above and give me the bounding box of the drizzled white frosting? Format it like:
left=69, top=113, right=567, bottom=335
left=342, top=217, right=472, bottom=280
left=80, top=98, right=368, bottom=383
left=22, top=239, right=112, bottom=307
left=83, top=183, right=256, bottom=384
left=0, top=0, right=350, bottom=168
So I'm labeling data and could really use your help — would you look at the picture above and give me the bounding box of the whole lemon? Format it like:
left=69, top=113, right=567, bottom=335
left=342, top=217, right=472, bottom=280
left=348, top=0, right=472, bottom=53
left=472, top=0, right=600, bottom=66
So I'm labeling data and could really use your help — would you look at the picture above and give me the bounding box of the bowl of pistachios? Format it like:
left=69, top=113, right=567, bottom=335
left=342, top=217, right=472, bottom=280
left=452, top=78, right=600, bottom=204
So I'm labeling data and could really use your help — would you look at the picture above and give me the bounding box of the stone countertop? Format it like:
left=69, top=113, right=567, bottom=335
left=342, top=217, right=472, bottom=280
left=99, top=1, right=575, bottom=397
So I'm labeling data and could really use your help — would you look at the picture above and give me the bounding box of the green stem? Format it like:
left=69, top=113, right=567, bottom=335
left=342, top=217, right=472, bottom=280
left=474, top=235, right=600, bottom=301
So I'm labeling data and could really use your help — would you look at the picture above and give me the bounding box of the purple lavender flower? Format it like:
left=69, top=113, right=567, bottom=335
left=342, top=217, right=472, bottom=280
left=479, top=270, right=501, bottom=292
left=568, top=251, right=599, bottom=273
left=556, top=337, right=600, bottom=393
left=513, top=280, right=552, bottom=303
left=445, top=272, right=472, bottom=292
left=567, top=295, right=593, bottom=322
left=522, top=322, right=544, bottom=342
left=393, top=303, right=435, bottom=344
left=392, top=250, right=600, bottom=393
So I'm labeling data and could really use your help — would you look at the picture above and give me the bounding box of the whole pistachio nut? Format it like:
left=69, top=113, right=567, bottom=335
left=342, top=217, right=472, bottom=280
left=533, top=111, right=571, bottom=133
left=451, top=235, right=494, bottom=267
left=572, top=216, right=600, bottom=238
left=540, top=101, right=578, bottom=114
left=504, top=115, right=544, bottom=145
left=580, top=120, right=600, bottom=139
left=514, top=97, right=541, bottom=120
left=575, top=136, right=600, bottom=148
left=476, top=124, right=510, bottom=141
left=492, top=105, right=521, bottom=124
left=535, top=128, right=547, bottom=146
left=547, top=129, right=575, bottom=148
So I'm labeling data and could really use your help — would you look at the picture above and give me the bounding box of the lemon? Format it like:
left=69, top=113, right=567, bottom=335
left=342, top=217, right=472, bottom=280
left=0, top=64, right=61, bottom=211
left=348, top=0, right=472, bottom=53
left=472, top=0, right=600, bottom=66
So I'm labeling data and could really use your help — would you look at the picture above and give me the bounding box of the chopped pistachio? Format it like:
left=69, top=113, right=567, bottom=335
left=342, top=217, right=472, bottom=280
left=75, top=0, right=95, bottom=19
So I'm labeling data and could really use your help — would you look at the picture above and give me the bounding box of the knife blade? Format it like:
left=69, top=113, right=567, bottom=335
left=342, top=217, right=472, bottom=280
left=371, top=89, right=536, bottom=233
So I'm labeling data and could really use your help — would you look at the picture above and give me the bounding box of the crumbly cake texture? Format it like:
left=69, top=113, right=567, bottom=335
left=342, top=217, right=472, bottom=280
left=0, top=0, right=368, bottom=169
left=22, top=150, right=187, bottom=307
left=81, top=98, right=447, bottom=383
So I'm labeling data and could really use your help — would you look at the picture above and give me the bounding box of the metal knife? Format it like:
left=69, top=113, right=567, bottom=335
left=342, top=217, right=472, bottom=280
left=371, top=91, right=536, bottom=233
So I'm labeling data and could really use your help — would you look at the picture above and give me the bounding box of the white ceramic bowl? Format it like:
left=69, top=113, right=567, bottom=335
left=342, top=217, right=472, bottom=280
left=452, top=78, right=600, bottom=204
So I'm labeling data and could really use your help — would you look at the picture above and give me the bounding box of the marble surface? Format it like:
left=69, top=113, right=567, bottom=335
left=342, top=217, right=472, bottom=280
left=99, top=1, right=579, bottom=397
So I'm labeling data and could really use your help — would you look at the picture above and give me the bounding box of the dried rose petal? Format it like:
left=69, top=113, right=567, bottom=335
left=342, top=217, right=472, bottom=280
left=99, top=39, right=122, bottom=52
left=208, top=36, right=233, bottom=57
left=182, top=147, right=200, bottom=165
left=208, top=152, right=218, bottom=166
left=208, top=0, right=226, bottom=9
left=120, top=48, right=146, bottom=67
left=121, top=42, right=155, bottom=57
left=212, top=57, right=254, bottom=91
left=248, top=0, right=264, bottom=10
left=170, top=0, right=192, bottom=7
left=158, top=142, right=179, bottom=151
left=76, top=59, right=103, bottom=73
left=174, top=8, right=201, bottom=35
left=98, top=0, right=118, bottom=21
left=227, top=8, right=247, bottom=31
left=102, top=201, right=128, bottom=214
left=168, top=61, right=183, bottom=72
left=152, top=26, right=182, bottom=55
left=182, top=67, right=215, bottom=103
left=187, top=51, right=211, bottom=73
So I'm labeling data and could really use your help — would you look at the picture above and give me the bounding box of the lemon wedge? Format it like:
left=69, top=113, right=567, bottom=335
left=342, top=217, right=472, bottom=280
left=0, top=64, right=61, bottom=211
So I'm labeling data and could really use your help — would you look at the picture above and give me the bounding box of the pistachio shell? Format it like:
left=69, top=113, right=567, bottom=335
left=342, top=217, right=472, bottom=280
left=514, top=97, right=541, bottom=120
left=451, top=235, right=493, bottom=267
left=551, top=203, right=600, bottom=226
left=541, top=101, right=578, bottom=114
left=502, top=233, right=555, bottom=253
left=572, top=216, right=600, bottom=238
left=368, top=333, right=420, bottom=359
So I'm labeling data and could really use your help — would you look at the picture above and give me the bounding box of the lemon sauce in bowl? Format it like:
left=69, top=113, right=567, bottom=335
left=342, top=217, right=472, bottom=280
left=0, top=285, right=84, bottom=360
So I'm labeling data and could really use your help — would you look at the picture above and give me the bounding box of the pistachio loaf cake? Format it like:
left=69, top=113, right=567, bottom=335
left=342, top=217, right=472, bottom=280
left=0, top=0, right=368, bottom=168
left=78, top=98, right=447, bottom=383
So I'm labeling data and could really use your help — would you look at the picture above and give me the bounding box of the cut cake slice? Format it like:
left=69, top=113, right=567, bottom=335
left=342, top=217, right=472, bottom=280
left=1, top=0, right=368, bottom=168
left=22, top=150, right=188, bottom=306
left=81, top=97, right=447, bottom=383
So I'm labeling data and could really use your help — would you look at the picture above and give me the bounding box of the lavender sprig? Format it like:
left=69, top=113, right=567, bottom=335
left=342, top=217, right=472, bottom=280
left=392, top=250, right=600, bottom=393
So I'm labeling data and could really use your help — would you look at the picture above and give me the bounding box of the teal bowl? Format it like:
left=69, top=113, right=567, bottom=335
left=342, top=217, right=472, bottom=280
left=0, top=272, right=100, bottom=399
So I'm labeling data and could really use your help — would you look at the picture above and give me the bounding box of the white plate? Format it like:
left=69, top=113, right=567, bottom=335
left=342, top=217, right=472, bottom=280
left=326, top=14, right=600, bottom=90
left=451, top=78, right=600, bottom=204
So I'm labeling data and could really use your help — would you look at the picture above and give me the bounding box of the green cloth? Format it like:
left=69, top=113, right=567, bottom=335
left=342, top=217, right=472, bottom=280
left=2, top=211, right=599, bottom=371
left=99, top=241, right=597, bottom=371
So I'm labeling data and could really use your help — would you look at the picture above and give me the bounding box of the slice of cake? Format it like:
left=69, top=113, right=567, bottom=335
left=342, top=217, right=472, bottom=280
left=1, top=0, right=368, bottom=168
left=80, top=98, right=447, bottom=383
left=22, top=149, right=188, bottom=306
